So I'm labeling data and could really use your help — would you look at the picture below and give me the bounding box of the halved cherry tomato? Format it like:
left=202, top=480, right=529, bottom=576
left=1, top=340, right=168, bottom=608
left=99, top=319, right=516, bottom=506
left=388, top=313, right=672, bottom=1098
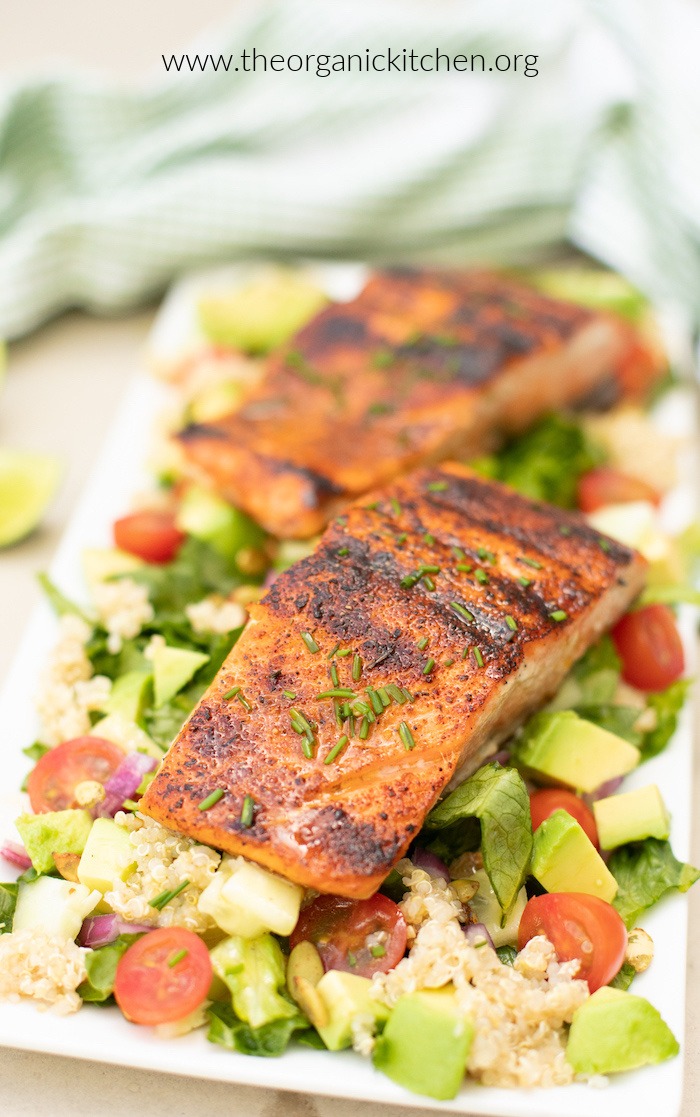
left=576, top=466, right=660, bottom=514
left=529, top=789, right=599, bottom=848
left=517, top=893, right=627, bottom=992
left=290, top=893, right=407, bottom=977
left=114, top=928, right=212, bottom=1025
left=113, top=510, right=185, bottom=564
left=27, top=736, right=125, bottom=814
left=611, top=603, right=684, bottom=692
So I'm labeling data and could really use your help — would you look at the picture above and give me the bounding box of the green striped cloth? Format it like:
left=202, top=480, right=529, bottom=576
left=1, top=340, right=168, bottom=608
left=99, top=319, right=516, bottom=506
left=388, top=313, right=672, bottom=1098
left=0, top=0, right=698, bottom=339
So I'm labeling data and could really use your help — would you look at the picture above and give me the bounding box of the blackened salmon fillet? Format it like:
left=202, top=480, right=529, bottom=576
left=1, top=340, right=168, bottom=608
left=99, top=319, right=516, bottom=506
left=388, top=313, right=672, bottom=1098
left=179, top=267, right=660, bottom=538
left=141, top=465, right=646, bottom=898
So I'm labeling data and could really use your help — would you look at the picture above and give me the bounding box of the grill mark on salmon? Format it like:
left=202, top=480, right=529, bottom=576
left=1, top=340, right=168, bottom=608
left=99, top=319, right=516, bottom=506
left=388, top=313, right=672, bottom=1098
left=178, top=267, right=660, bottom=538
left=141, top=466, right=646, bottom=898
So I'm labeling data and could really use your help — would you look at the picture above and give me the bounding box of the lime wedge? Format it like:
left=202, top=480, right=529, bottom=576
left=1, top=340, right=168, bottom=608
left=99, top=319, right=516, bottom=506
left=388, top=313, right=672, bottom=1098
left=0, top=449, right=62, bottom=547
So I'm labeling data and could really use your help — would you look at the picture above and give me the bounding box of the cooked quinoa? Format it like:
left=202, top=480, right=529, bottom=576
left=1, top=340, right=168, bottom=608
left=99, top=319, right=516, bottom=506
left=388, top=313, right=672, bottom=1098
left=36, top=614, right=112, bottom=746
left=185, top=595, right=246, bottom=635
left=583, top=406, right=678, bottom=491
left=372, top=861, right=589, bottom=1089
left=92, top=577, right=154, bottom=654
left=0, top=929, right=87, bottom=1014
left=104, top=812, right=221, bottom=933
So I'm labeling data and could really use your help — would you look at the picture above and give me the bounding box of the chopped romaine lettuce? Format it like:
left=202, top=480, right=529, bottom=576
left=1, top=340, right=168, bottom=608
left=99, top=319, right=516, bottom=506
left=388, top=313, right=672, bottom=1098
left=609, top=838, right=700, bottom=929
left=0, top=882, right=18, bottom=934
left=640, top=681, right=691, bottom=761
left=77, top=934, right=144, bottom=1003
left=210, top=934, right=299, bottom=1029
left=608, top=961, right=636, bottom=991
left=207, top=1001, right=309, bottom=1057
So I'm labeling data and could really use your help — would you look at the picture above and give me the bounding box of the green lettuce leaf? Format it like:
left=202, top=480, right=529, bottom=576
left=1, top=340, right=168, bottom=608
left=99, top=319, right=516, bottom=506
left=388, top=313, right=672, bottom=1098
left=572, top=636, right=621, bottom=705
left=37, top=573, right=91, bottom=623
left=210, top=934, right=298, bottom=1029
left=77, top=934, right=144, bottom=1003
left=426, top=764, right=532, bottom=912
left=609, top=838, right=700, bottom=929
left=608, top=961, right=636, bottom=991
left=0, top=882, right=18, bottom=933
left=640, top=680, right=691, bottom=761
left=207, top=1001, right=309, bottom=1057
left=573, top=704, right=642, bottom=745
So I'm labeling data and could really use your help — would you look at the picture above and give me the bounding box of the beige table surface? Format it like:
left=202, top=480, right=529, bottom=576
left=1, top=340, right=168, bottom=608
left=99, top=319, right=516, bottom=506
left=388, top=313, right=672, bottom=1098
left=1, top=3, right=698, bottom=1115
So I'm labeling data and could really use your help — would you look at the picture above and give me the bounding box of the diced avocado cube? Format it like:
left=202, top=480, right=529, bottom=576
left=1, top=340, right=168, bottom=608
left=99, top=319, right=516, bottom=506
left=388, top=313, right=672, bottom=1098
left=466, top=869, right=527, bottom=948
left=77, top=818, right=136, bottom=894
left=104, top=670, right=153, bottom=724
left=566, top=987, right=679, bottom=1074
left=515, top=710, right=640, bottom=793
left=91, top=713, right=162, bottom=760
left=176, top=484, right=265, bottom=561
left=373, top=988, right=473, bottom=1100
left=15, top=809, right=93, bottom=875
left=198, top=271, right=328, bottom=354
left=82, top=547, right=143, bottom=596
left=198, top=857, right=304, bottom=938
left=531, top=809, right=618, bottom=902
left=152, top=644, right=209, bottom=708
left=190, top=380, right=247, bottom=423
left=315, top=970, right=389, bottom=1051
left=593, top=784, right=671, bottom=850
left=13, top=876, right=101, bottom=941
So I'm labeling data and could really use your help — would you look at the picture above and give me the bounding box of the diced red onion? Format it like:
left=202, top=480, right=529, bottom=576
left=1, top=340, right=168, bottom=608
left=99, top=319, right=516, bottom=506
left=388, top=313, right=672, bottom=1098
left=263, top=570, right=279, bottom=588
left=488, top=748, right=511, bottom=768
left=411, top=847, right=450, bottom=881
left=78, top=913, right=152, bottom=948
left=464, top=922, right=495, bottom=950
left=583, top=776, right=624, bottom=806
left=94, top=752, right=157, bottom=819
left=0, top=840, right=32, bottom=872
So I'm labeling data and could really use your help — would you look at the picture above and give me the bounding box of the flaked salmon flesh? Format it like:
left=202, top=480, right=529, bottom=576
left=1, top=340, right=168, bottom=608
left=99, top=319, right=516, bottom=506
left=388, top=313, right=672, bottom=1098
left=141, top=465, right=646, bottom=898
left=179, top=267, right=660, bottom=538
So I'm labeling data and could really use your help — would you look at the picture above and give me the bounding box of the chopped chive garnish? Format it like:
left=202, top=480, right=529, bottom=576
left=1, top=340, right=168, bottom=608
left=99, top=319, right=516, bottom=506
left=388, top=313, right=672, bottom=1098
left=423, top=658, right=435, bottom=675
left=386, top=683, right=407, bottom=704
left=599, top=538, right=611, bottom=553
left=390, top=497, right=402, bottom=516
left=505, top=615, right=518, bottom=631
left=301, top=738, right=314, bottom=759
left=424, top=533, right=435, bottom=546
left=400, top=573, right=420, bottom=589
left=477, top=547, right=496, bottom=563
left=471, top=646, right=484, bottom=667
left=282, top=689, right=296, bottom=700
left=352, top=654, right=362, bottom=682
left=327, top=642, right=341, bottom=659
left=334, top=699, right=343, bottom=727
left=240, top=794, right=255, bottom=827
left=223, top=686, right=241, bottom=700
left=301, top=632, right=320, bottom=653
left=550, top=610, right=568, bottom=622
left=402, top=688, right=414, bottom=702
left=422, top=575, right=436, bottom=591
left=366, top=709, right=376, bottom=724
left=347, top=713, right=355, bottom=737
left=337, top=648, right=352, bottom=658
left=372, top=349, right=394, bottom=368
left=324, top=736, right=349, bottom=765
left=444, top=658, right=454, bottom=667
left=462, top=646, right=470, bottom=659
left=418, top=564, right=440, bottom=575
left=330, top=663, right=339, bottom=687
left=395, top=532, right=408, bottom=546
left=399, top=721, right=416, bottom=750
left=427, top=480, right=448, bottom=492
left=475, top=569, right=489, bottom=585
left=337, top=546, right=349, bottom=557
left=367, top=688, right=384, bottom=715
left=347, top=952, right=357, bottom=967
left=417, top=636, right=429, bottom=650
left=518, top=576, right=532, bottom=588
left=359, top=716, right=370, bottom=740
left=520, top=556, right=543, bottom=569
left=198, top=788, right=225, bottom=811
left=352, top=700, right=371, bottom=716
left=377, top=687, right=391, bottom=708
left=340, top=702, right=351, bottom=719
left=451, top=601, right=474, bottom=623
left=559, top=525, right=572, bottom=537
left=316, top=688, right=356, bottom=699
left=336, top=516, right=347, bottom=526
left=452, top=547, right=466, bottom=560
left=365, top=501, right=380, bottom=511
left=370, top=944, right=386, bottom=958
left=150, top=880, right=189, bottom=910
left=290, top=708, right=314, bottom=739
left=456, top=563, right=472, bottom=573
left=168, top=949, right=188, bottom=968
left=236, top=691, right=252, bottom=712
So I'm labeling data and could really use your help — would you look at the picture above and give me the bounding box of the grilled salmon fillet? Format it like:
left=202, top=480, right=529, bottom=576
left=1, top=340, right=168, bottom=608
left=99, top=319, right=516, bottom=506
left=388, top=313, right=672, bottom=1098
left=179, top=267, right=659, bottom=538
left=141, top=465, right=646, bottom=898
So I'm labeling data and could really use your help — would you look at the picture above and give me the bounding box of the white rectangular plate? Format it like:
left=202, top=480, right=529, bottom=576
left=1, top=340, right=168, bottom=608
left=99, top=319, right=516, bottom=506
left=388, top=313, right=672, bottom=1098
left=0, top=264, right=696, bottom=1117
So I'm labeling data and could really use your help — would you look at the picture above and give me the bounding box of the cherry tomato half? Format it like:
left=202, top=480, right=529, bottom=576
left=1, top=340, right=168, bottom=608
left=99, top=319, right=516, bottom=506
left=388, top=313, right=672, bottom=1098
left=517, top=893, right=627, bottom=992
left=27, top=736, right=125, bottom=814
left=113, top=511, right=185, bottom=564
left=114, top=928, right=212, bottom=1025
left=611, top=603, right=684, bottom=692
left=290, top=893, right=407, bottom=977
left=529, top=789, right=599, bottom=848
left=576, top=467, right=660, bottom=514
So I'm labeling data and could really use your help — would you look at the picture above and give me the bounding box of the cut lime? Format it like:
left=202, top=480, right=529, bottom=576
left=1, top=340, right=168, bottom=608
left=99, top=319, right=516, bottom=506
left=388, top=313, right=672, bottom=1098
left=198, top=270, right=328, bottom=354
left=0, top=449, right=62, bottom=547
